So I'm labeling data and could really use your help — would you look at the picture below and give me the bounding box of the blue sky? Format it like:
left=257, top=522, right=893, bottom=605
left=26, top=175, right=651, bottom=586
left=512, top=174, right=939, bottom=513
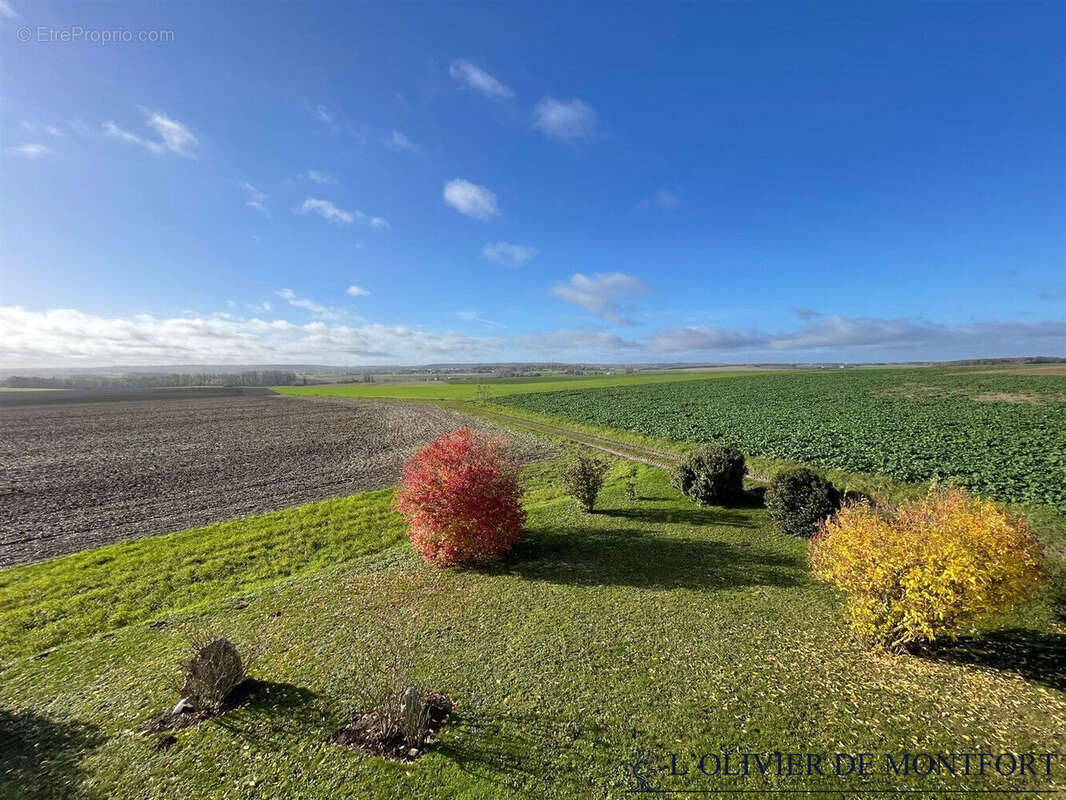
left=1, top=1, right=1064, bottom=366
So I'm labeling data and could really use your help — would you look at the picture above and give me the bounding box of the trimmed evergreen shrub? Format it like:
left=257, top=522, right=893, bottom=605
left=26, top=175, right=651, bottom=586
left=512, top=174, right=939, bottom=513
left=765, top=468, right=841, bottom=538
left=672, top=446, right=745, bottom=505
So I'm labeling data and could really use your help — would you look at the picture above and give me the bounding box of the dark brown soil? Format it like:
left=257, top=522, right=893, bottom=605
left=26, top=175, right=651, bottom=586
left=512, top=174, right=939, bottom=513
left=0, top=394, right=552, bottom=566
left=0, top=386, right=275, bottom=408
left=329, top=693, right=454, bottom=761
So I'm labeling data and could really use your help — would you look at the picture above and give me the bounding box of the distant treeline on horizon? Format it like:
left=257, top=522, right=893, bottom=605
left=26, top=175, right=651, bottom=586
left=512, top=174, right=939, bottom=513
left=1, top=371, right=302, bottom=390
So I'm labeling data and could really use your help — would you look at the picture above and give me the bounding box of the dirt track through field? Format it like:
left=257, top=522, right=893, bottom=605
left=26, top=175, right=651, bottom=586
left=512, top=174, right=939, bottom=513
left=0, top=394, right=551, bottom=566
left=465, top=405, right=680, bottom=468
left=464, top=404, right=774, bottom=482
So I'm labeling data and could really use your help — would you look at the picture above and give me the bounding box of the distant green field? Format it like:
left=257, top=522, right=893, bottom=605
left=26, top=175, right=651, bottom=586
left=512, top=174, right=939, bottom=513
left=499, top=367, right=1066, bottom=509
left=274, top=369, right=768, bottom=400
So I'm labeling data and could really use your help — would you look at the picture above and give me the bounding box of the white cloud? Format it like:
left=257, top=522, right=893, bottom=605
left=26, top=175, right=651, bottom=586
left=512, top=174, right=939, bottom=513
left=534, top=97, right=597, bottom=141
left=0, top=306, right=490, bottom=366
left=18, top=120, right=64, bottom=137
left=314, top=104, right=335, bottom=123
left=0, top=1, right=19, bottom=20
left=388, top=131, right=421, bottom=154
left=104, top=109, right=197, bottom=157
left=644, top=326, right=766, bottom=352
left=640, top=189, right=679, bottom=210
left=2, top=305, right=1063, bottom=367
left=768, top=316, right=967, bottom=352
left=298, top=198, right=390, bottom=230
left=482, top=241, right=538, bottom=268
left=240, top=182, right=268, bottom=214
left=275, top=288, right=347, bottom=321
left=347, top=285, right=371, bottom=297
left=551, top=272, right=651, bottom=326
left=298, top=198, right=354, bottom=226
left=449, top=60, right=514, bottom=100
left=145, top=111, right=197, bottom=156
left=456, top=310, right=505, bottom=328
left=644, top=317, right=1066, bottom=357
left=104, top=121, right=161, bottom=153
left=513, top=328, right=639, bottom=352
left=6, top=143, right=51, bottom=158
left=303, top=170, right=336, bottom=185
left=443, top=179, right=499, bottom=220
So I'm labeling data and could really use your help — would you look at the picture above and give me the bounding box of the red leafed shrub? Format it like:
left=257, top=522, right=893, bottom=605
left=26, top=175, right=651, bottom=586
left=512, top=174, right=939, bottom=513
left=396, top=427, right=525, bottom=567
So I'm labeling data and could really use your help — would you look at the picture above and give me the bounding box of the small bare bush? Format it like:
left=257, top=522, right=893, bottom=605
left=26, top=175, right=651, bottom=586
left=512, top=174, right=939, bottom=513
left=368, top=681, right=432, bottom=750
left=333, top=638, right=453, bottom=759
left=180, top=637, right=246, bottom=711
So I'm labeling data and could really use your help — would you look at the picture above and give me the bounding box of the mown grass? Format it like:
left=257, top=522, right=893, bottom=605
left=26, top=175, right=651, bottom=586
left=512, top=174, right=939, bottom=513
left=1, top=461, right=1064, bottom=799
left=0, top=490, right=404, bottom=661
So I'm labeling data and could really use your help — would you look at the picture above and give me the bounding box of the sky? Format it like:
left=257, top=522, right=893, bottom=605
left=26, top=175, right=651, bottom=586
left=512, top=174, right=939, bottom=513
left=1, top=0, right=1064, bottom=367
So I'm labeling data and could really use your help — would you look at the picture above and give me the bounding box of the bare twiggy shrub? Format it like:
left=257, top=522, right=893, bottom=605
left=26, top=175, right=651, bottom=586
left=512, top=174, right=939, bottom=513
left=180, top=637, right=247, bottom=712
left=367, top=650, right=433, bottom=749
left=333, top=634, right=453, bottom=759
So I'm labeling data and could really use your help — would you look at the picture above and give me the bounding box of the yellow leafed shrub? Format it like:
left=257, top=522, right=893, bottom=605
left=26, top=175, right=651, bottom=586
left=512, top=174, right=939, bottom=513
left=809, top=487, right=1046, bottom=650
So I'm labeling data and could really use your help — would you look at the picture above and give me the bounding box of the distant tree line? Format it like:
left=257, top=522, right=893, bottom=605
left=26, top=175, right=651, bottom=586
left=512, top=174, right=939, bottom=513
left=1, top=370, right=301, bottom=389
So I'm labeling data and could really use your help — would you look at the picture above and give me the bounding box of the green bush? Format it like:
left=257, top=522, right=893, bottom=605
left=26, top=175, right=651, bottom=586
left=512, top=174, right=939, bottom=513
left=765, top=468, right=841, bottom=538
left=672, top=446, right=745, bottom=506
left=624, top=465, right=638, bottom=501
left=561, top=451, right=610, bottom=512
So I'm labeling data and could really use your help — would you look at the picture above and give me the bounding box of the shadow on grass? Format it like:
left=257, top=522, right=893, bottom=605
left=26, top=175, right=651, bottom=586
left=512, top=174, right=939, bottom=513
left=917, top=629, right=1066, bottom=692
left=596, top=507, right=754, bottom=527
left=1052, top=580, right=1066, bottom=626
left=630, top=488, right=765, bottom=509
left=737, top=487, right=767, bottom=508
left=491, top=525, right=806, bottom=591
left=208, top=681, right=321, bottom=745
left=438, top=711, right=610, bottom=797
left=0, top=708, right=104, bottom=799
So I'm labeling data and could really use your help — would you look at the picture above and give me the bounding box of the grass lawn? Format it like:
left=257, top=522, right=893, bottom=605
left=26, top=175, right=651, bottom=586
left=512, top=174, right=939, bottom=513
left=1, top=460, right=1063, bottom=799
left=0, top=490, right=404, bottom=660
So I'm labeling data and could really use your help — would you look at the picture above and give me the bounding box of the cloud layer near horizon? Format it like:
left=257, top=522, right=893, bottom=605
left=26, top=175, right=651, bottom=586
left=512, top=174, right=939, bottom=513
left=2, top=306, right=1062, bottom=368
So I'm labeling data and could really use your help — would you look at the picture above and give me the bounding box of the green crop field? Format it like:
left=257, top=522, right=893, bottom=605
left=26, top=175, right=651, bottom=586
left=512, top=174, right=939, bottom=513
left=496, top=368, right=1066, bottom=509
left=273, top=369, right=767, bottom=401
